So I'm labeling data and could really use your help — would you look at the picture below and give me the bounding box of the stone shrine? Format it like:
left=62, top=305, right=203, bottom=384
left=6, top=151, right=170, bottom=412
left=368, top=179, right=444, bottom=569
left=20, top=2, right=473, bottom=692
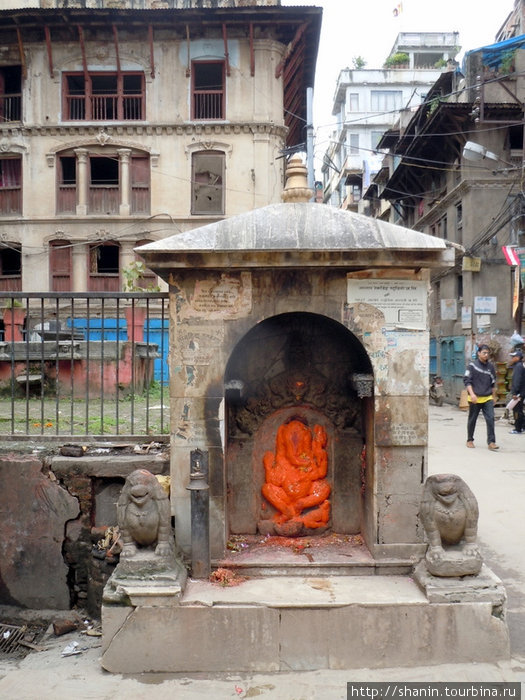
left=101, top=157, right=509, bottom=673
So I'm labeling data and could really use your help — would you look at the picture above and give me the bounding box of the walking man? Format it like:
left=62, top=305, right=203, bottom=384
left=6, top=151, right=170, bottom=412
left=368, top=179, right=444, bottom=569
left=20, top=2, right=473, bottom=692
left=464, top=344, right=499, bottom=450
left=509, top=349, right=525, bottom=434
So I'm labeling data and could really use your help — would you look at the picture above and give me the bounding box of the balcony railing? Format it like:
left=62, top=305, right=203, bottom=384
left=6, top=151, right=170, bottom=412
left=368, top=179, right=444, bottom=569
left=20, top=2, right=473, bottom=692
left=0, top=94, right=21, bottom=122
left=193, top=91, right=224, bottom=120
left=0, top=292, right=169, bottom=439
left=66, top=94, right=144, bottom=121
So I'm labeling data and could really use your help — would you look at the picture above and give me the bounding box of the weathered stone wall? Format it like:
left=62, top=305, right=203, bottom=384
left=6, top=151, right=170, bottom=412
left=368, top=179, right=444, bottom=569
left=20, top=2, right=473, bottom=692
left=0, top=455, right=78, bottom=609
left=0, top=450, right=169, bottom=613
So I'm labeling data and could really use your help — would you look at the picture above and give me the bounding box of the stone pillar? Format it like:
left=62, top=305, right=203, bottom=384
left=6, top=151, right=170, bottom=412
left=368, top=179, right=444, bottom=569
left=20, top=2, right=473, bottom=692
left=120, top=240, right=136, bottom=277
left=75, top=148, right=88, bottom=216
left=118, top=149, right=131, bottom=216
left=72, top=243, right=88, bottom=292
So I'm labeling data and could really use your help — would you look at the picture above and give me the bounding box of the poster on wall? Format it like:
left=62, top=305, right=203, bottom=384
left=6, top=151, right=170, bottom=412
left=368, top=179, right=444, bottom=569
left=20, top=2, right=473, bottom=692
left=461, top=305, right=472, bottom=329
left=346, top=278, right=427, bottom=330
left=476, top=315, right=491, bottom=332
left=440, top=299, right=457, bottom=320
left=473, top=296, right=497, bottom=314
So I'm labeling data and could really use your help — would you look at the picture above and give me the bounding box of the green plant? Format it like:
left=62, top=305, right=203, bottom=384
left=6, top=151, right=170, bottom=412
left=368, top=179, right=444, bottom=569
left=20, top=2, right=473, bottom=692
left=2, top=298, right=24, bottom=309
left=384, top=52, right=409, bottom=68
left=434, top=58, right=448, bottom=69
left=352, top=56, right=367, bottom=69
left=122, top=260, right=160, bottom=292
left=499, top=49, right=516, bottom=75
left=87, top=416, right=119, bottom=434
left=428, top=97, right=441, bottom=116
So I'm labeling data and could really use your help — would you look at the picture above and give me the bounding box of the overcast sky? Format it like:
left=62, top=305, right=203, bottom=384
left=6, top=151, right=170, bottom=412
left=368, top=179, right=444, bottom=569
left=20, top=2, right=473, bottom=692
left=282, top=0, right=515, bottom=162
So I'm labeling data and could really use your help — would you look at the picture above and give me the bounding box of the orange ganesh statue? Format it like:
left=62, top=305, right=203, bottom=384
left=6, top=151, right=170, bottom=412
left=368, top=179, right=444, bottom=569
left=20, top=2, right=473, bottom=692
left=262, top=418, right=331, bottom=534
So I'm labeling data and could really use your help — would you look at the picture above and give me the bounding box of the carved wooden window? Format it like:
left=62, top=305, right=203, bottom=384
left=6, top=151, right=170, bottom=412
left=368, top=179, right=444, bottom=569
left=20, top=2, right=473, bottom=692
left=0, top=157, right=21, bottom=215
left=49, top=240, right=72, bottom=292
left=0, top=66, right=21, bottom=123
left=192, top=61, right=225, bottom=120
left=88, top=241, right=120, bottom=292
left=89, top=156, right=120, bottom=215
left=57, top=152, right=150, bottom=215
left=57, top=156, right=77, bottom=214
left=131, top=157, right=150, bottom=214
left=0, top=242, right=21, bottom=291
left=191, top=151, right=224, bottom=215
left=63, top=72, right=145, bottom=121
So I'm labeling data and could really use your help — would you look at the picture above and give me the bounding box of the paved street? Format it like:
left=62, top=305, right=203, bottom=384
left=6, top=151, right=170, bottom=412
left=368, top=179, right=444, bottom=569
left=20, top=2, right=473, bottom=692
left=427, top=402, right=525, bottom=662
left=0, top=402, right=524, bottom=699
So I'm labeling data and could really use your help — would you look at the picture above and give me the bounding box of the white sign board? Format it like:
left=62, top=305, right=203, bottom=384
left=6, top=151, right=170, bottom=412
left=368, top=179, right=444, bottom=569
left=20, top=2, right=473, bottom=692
left=461, top=305, right=472, bottom=329
left=474, top=296, right=497, bottom=314
left=440, top=299, right=457, bottom=320
left=347, top=279, right=427, bottom=330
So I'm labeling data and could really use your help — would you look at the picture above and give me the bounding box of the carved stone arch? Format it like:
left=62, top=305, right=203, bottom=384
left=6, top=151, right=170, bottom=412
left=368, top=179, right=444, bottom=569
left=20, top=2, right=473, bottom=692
left=46, top=138, right=155, bottom=167
left=42, top=230, right=72, bottom=246
left=225, top=311, right=373, bottom=537
left=0, top=140, right=27, bottom=156
left=184, top=140, right=232, bottom=160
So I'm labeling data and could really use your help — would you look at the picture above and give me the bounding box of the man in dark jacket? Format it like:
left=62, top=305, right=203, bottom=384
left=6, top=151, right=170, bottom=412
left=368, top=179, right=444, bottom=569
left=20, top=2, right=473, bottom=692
left=509, top=349, right=525, bottom=434
left=463, top=344, right=499, bottom=450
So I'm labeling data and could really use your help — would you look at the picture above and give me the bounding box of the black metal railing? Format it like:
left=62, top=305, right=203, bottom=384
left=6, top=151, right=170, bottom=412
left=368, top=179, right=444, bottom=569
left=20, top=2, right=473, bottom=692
left=0, top=292, right=169, bottom=439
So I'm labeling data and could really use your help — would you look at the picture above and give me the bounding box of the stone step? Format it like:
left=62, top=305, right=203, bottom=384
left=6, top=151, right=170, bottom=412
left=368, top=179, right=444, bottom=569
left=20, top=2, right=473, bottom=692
left=101, top=570, right=510, bottom=674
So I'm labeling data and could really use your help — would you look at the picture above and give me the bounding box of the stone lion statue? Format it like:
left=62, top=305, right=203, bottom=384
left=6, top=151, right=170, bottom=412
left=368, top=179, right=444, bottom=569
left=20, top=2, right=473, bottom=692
left=117, top=469, right=172, bottom=559
left=420, top=473, right=482, bottom=577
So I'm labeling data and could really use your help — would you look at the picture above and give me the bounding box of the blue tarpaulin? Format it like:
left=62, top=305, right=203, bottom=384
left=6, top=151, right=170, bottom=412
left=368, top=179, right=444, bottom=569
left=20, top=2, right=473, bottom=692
left=464, top=33, right=525, bottom=72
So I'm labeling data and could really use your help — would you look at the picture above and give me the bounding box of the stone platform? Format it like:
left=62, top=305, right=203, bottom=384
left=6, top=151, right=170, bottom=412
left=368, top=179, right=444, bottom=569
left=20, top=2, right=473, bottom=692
left=101, top=571, right=510, bottom=673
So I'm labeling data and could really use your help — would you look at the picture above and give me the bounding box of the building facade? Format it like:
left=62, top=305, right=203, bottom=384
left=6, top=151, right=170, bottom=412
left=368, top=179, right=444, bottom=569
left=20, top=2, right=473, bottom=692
left=321, top=32, right=459, bottom=212
left=365, top=42, right=525, bottom=402
left=0, top=0, right=320, bottom=292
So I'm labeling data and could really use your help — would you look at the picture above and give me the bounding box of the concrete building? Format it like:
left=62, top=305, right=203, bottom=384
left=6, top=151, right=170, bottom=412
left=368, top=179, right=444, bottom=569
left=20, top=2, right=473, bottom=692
left=365, top=37, right=525, bottom=402
left=495, top=0, right=525, bottom=41
left=0, top=0, right=321, bottom=292
left=321, top=32, right=459, bottom=212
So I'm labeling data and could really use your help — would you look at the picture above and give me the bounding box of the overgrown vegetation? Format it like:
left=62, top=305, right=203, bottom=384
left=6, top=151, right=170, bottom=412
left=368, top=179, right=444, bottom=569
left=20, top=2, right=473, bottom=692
left=384, top=52, right=409, bottom=68
left=352, top=56, right=367, bottom=69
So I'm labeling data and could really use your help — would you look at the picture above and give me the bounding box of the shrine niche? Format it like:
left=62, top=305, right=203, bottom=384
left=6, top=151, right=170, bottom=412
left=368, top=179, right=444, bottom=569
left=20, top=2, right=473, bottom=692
left=225, top=312, right=372, bottom=538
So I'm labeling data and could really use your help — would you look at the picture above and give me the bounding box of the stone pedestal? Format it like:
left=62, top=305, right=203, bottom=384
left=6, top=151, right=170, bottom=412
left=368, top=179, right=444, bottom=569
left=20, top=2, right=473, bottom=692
left=413, top=561, right=506, bottom=609
left=103, top=551, right=187, bottom=608
left=101, top=572, right=510, bottom=673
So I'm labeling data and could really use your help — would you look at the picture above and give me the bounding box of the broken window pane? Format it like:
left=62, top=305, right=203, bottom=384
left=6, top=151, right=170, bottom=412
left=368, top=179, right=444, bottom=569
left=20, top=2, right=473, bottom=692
left=191, top=151, right=224, bottom=215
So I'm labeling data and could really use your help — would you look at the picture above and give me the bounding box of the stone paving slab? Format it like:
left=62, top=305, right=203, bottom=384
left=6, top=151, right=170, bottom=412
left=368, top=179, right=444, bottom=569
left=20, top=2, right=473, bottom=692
left=0, top=638, right=523, bottom=700
left=181, top=574, right=427, bottom=607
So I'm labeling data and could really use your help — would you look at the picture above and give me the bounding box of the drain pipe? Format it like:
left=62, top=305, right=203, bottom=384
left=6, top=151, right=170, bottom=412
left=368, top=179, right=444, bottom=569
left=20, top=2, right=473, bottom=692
left=186, top=449, right=210, bottom=579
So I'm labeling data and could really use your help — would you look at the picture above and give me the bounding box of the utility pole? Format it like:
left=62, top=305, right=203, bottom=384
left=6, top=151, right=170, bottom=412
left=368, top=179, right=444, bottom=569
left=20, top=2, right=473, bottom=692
left=306, top=87, right=315, bottom=200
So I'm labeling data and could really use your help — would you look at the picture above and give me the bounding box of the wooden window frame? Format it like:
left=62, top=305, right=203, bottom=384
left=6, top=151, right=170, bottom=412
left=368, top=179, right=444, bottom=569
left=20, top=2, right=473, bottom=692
left=88, top=241, right=120, bottom=292
left=191, top=150, right=225, bottom=215
left=191, top=61, right=225, bottom=120
left=0, top=241, right=22, bottom=291
left=63, top=71, right=145, bottom=122
left=0, top=156, right=22, bottom=216
left=49, top=240, right=72, bottom=292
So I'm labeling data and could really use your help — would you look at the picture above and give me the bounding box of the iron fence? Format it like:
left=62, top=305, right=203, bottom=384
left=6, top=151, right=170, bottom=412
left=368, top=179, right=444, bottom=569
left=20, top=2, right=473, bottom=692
left=0, top=292, right=169, bottom=439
